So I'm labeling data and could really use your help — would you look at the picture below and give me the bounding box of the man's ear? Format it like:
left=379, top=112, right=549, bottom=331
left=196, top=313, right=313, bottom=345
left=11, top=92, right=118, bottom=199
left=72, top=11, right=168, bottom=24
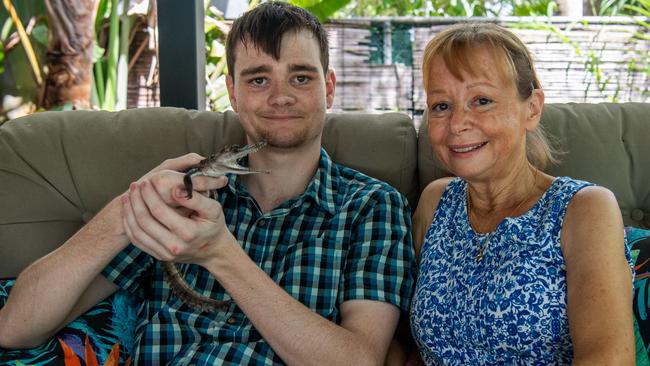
left=226, top=75, right=238, bottom=112
left=325, top=68, right=336, bottom=109
left=525, top=88, right=544, bottom=131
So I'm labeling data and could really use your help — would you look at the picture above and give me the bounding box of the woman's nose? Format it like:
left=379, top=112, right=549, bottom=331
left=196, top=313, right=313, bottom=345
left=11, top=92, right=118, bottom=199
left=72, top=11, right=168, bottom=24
left=449, top=106, right=471, bottom=134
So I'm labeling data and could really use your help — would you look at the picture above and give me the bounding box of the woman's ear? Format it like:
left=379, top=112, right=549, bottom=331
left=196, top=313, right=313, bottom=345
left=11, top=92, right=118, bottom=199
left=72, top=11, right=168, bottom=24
left=525, top=89, right=545, bottom=131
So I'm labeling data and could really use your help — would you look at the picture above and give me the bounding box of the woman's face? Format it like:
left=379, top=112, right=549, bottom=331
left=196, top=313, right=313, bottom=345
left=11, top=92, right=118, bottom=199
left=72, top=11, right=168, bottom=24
left=425, top=46, right=542, bottom=183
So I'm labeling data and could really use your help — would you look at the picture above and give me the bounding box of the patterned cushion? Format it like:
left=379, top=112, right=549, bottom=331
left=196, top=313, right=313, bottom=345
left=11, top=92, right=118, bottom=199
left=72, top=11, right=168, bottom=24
left=0, top=279, right=137, bottom=365
left=628, top=226, right=650, bottom=366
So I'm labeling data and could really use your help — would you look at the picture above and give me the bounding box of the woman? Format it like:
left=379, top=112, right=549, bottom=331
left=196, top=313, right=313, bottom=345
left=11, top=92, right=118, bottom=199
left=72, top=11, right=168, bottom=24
left=409, top=23, right=634, bottom=365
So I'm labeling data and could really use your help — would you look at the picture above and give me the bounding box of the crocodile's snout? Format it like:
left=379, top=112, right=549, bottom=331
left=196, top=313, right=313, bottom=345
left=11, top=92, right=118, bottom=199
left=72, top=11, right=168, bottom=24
left=183, top=140, right=268, bottom=199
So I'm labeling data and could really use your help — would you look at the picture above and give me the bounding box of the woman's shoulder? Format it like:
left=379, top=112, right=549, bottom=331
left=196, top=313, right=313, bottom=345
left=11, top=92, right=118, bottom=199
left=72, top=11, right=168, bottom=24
left=564, top=185, right=620, bottom=228
left=416, top=177, right=458, bottom=219
left=412, top=177, right=457, bottom=257
left=421, top=176, right=456, bottom=202
left=561, top=184, right=623, bottom=258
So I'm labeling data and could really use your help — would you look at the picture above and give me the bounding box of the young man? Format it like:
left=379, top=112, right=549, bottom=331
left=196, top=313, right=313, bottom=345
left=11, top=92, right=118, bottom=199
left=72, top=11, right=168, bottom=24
left=0, top=3, right=414, bottom=364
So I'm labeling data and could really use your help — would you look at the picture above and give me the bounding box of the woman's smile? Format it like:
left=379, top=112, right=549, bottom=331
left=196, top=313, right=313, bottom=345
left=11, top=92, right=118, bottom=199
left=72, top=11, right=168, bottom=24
left=449, top=141, right=488, bottom=154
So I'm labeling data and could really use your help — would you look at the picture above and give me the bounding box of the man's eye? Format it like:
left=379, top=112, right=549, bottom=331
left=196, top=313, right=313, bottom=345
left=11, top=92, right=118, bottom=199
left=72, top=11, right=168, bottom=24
left=294, top=75, right=311, bottom=84
left=250, top=77, right=267, bottom=86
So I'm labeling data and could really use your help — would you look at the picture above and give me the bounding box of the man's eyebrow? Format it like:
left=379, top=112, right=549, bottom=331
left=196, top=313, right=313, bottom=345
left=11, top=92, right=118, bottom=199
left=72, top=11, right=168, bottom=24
left=288, top=64, right=319, bottom=73
left=240, top=65, right=271, bottom=77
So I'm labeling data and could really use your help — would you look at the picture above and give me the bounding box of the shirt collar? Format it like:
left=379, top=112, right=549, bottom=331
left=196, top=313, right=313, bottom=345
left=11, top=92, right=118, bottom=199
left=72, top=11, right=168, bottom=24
left=224, top=147, right=338, bottom=215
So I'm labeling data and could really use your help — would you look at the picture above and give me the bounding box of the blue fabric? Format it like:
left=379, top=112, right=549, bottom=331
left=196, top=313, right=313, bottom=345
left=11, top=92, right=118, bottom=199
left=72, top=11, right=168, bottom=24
left=0, top=279, right=138, bottom=365
left=102, top=148, right=415, bottom=365
left=410, top=176, right=633, bottom=365
left=629, top=226, right=650, bottom=365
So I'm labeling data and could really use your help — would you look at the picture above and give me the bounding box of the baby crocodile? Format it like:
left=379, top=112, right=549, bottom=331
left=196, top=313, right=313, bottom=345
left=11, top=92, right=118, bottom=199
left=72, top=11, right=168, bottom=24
left=162, top=140, right=268, bottom=312
left=183, top=140, right=268, bottom=199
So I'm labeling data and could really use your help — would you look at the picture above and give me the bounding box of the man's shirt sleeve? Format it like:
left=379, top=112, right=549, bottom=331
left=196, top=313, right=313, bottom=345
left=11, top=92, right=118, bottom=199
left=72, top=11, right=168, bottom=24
left=340, top=186, right=416, bottom=312
left=101, top=244, right=154, bottom=299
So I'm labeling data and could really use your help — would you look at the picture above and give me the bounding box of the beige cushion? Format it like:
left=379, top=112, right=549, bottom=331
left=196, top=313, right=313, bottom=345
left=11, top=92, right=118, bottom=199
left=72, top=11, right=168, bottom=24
left=418, top=103, right=650, bottom=228
left=0, top=108, right=417, bottom=277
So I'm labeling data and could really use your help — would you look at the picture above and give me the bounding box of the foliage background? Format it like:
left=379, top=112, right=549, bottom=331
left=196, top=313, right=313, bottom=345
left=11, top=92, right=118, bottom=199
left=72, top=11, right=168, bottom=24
left=0, top=0, right=648, bottom=121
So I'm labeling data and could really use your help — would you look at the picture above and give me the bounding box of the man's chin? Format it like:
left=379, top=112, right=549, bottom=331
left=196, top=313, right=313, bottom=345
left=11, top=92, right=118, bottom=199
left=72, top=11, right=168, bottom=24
left=263, top=132, right=320, bottom=150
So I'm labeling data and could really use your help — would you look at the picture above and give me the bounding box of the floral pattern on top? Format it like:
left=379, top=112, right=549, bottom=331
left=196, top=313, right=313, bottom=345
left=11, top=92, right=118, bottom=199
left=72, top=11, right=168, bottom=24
left=410, top=177, right=633, bottom=365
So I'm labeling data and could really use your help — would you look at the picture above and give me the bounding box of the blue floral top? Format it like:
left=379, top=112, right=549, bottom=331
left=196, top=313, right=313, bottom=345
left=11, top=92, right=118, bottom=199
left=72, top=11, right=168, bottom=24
left=410, top=176, right=630, bottom=365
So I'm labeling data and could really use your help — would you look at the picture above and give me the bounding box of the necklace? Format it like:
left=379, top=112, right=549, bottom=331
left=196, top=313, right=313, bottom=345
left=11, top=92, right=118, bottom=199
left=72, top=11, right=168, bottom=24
left=466, top=168, right=538, bottom=262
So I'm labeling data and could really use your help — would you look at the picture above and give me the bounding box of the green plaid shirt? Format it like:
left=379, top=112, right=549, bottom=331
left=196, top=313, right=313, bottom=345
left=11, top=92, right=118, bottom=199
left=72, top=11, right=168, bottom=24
left=102, top=148, right=415, bottom=365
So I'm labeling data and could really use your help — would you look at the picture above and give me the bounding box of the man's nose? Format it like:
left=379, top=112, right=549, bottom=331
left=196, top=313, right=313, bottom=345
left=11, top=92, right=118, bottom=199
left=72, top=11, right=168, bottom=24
left=268, top=82, right=297, bottom=106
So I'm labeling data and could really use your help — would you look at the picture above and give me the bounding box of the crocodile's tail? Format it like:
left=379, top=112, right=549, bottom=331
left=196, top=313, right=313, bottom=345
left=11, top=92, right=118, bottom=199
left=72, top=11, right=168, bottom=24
left=161, top=261, right=231, bottom=312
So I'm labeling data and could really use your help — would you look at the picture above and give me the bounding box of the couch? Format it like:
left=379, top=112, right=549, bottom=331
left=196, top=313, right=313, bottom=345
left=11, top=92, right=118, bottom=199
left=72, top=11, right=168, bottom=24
left=0, top=103, right=649, bottom=361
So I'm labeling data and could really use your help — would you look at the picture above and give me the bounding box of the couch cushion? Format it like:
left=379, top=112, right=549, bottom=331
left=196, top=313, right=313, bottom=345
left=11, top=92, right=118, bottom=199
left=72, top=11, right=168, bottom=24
left=418, top=103, right=650, bottom=228
left=0, top=108, right=417, bottom=277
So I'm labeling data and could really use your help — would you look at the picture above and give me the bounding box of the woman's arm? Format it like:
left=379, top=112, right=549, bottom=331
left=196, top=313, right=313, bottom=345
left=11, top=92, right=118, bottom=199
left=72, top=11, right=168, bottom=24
left=562, top=186, right=634, bottom=365
left=412, top=178, right=453, bottom=257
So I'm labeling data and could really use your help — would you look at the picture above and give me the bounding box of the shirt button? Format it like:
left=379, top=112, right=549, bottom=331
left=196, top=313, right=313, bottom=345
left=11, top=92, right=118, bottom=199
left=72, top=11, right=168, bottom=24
left=258, top=219, right=267, bottom=226
left=227, top=317, right=236, bottom=325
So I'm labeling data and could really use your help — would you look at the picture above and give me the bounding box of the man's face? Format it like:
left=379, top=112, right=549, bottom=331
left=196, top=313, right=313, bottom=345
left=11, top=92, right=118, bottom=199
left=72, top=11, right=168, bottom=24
left=226, top=30, right=336, bottom=150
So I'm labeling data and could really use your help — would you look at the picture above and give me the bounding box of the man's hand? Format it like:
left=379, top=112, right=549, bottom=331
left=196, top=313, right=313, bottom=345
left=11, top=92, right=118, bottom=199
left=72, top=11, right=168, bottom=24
left=121, top=154, right=233, bottom=267
left=133, top=153, right=224, bottom=205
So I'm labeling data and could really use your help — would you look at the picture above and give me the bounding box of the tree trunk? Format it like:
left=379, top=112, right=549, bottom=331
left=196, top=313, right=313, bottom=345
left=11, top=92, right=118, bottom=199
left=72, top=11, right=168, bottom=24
left=43, top=0, right=97, bottom=109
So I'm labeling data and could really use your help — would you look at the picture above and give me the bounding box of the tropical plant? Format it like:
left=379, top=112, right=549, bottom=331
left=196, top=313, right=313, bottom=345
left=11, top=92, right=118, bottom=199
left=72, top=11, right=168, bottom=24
left=93, top=0, right=150, bottom=111
left=333, top=0, right=558, bottom=17
left=0, top=0, right=152, bottom=121
left=589, top=0, right=637, bottom=15
left=0, top=0, right=47, bottom=120
left=41, top=0, right=97, bottom=110
left=624, top=0, right=650, bottom=98
left=57, top=335, right=130, bottom=366
left=204, top=2, right=231, bottom=111
left=290, top=0, right=352, bottom=20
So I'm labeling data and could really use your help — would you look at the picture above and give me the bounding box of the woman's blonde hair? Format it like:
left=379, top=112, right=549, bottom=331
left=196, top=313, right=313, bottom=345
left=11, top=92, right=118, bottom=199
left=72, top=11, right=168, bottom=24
left=422, top=22, right=560, bottom=169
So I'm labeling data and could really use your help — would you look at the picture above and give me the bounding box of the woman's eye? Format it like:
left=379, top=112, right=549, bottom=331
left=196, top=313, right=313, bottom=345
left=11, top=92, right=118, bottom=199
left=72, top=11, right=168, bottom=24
left=475, top=97, right=493, bottom=106
left=431, top=103, right=450, bottom=112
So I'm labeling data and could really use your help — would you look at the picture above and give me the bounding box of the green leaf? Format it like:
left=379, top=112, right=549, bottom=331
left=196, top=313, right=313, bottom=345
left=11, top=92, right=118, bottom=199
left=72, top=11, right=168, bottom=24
left=290, top=0, right=352, bottom=21
left=104, top=0, right=120, bottom=110
left=95, top=0, right=110, bottom=32
left=0, top=42, right=4, bottom=74
left=290, top=0, right=320, bottom=8
left=93, top=59, right=106, bottom=108
left=30, top=23, right=48, bottom=46
left=625, top=5, right=650, bottom=17
left=49, top=102, right=75, bottom=111
left=92, top=40, right=105, bottom=63
left=1, top=17, right=13, bottom=41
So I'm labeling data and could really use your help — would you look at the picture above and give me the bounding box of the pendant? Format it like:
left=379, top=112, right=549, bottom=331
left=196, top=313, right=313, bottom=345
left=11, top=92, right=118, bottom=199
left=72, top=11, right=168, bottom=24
left=474, top=248, right=484, bottom=262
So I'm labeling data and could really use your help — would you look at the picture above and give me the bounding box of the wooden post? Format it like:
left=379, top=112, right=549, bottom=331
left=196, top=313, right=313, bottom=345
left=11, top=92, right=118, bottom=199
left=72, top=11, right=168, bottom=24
left=157, top=0, right=205, bottom=110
